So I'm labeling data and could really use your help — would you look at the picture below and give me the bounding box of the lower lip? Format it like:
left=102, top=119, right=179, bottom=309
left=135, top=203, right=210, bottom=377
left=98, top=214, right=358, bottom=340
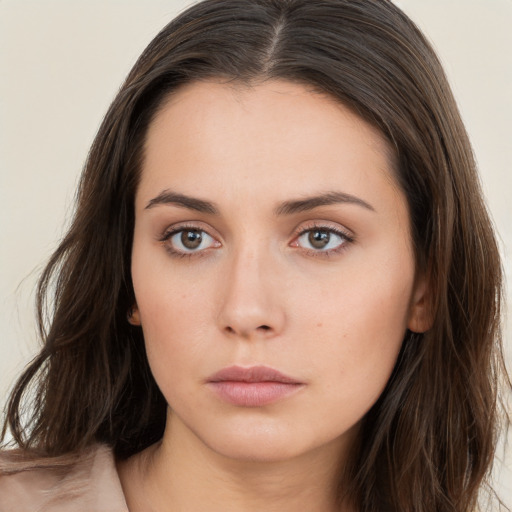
left=208, top=381, right=303, bottom=407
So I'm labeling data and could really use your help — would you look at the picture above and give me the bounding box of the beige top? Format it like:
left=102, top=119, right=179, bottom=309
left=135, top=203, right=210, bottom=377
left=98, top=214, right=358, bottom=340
left=0, top=444, right=128, bottom=512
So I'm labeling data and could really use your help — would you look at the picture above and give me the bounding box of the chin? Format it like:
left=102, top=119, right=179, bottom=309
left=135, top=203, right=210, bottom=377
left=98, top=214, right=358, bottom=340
left=196, top=417, right=350, bottom=465
left=206, top=433, right=309, bottom=463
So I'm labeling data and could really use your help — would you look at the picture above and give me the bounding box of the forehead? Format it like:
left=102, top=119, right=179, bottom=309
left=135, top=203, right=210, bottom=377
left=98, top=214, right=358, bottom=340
left=146, top=79, right=393, bottom=159
left=137, top=79, right=400, bottom=214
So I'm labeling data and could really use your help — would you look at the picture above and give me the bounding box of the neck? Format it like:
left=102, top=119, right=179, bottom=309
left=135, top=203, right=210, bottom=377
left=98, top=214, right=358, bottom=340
left=118, top=411, right=358, bottom=512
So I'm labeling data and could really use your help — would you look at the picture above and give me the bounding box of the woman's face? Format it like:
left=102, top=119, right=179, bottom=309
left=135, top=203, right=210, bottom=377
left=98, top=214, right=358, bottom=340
left=131, top=80, right=429, bottom=462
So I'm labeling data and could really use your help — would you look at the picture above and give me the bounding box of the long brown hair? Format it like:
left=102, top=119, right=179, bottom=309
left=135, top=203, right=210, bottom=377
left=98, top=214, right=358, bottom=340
left=2, top=1, right=508, bottom=510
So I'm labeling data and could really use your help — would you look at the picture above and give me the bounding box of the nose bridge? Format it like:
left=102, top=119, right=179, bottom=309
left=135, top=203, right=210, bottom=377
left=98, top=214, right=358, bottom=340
left=217, top=237, right=285, bottom=338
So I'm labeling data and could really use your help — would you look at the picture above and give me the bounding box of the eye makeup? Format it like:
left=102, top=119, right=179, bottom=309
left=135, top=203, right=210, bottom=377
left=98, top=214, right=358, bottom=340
left=157, top=219, right=355, bottom=260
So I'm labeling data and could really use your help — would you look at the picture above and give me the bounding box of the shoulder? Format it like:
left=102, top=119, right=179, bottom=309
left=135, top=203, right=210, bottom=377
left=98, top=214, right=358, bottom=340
left=0, top=444, right=128, bottom=512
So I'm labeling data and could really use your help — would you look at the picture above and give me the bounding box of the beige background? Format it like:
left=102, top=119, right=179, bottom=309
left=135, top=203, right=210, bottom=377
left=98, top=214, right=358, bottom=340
left=1, top=0, right=510, bottom=505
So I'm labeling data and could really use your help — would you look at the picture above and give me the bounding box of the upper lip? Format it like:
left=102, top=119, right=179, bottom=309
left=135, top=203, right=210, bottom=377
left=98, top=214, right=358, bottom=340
left=207, top=365, right=302, bottom=384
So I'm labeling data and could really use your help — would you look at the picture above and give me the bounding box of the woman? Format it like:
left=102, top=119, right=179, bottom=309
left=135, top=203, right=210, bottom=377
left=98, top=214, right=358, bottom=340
left=0, top=0, right=508, bottom=510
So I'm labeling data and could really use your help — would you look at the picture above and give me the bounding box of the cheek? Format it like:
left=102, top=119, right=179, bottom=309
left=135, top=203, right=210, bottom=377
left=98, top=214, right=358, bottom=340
left=293, top=252, right=413, bottom=395
left=130, top=248, right=215, bottom=378
left=296, top=256, right=412, bottom=333
left=132, top=242, right=211, bottom=325
left=134, top=282, right=210, bottom=410
left=135, top=281, right=211, bottom=356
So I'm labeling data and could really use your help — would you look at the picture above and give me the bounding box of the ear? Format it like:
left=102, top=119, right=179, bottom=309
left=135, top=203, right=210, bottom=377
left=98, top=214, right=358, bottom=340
left=127, top=304, right=141, bottom=326
left=407, top=273, right=433, bottom=333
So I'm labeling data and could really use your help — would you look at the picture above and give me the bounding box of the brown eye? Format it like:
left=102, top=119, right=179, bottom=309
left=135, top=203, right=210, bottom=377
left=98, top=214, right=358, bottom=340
left=181, top=230, right=203, bottom=249
left=308, top=230, right=330, bottom=249
left=296, top=227, right=348, bottom=253
left=166, top=228, right=219, bottom=254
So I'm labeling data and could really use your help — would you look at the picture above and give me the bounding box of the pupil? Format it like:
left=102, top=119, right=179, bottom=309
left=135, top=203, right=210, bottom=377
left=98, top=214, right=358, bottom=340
left=181, top=230, right=202, bottom=249
left=309, top=230, right=330, bottom=249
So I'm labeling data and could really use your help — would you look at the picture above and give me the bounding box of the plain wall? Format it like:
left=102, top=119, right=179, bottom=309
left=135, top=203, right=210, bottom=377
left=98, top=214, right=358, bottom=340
left=1, top=0, right=510, bottom=504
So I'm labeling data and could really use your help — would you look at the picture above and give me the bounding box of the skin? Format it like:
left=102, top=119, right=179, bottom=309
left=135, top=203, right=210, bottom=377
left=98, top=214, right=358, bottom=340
left=118, top=80, right=430, bottom=512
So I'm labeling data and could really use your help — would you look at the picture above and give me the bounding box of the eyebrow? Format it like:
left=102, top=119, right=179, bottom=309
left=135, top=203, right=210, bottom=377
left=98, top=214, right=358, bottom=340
left=145, top=190, right=219, bottom=214
left=145, top=189, right=375, bottom=215
left=274, top=191, right=375, bottom=215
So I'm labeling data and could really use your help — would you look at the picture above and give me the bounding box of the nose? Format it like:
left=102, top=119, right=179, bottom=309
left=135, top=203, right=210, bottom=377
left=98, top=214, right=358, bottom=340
left=217, top=246, right=286, bottom=340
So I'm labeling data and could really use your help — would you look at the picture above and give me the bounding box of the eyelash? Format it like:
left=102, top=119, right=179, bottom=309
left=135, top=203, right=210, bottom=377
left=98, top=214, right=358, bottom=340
left=293, top=223, right=354, bottom=258
left=158, top=223, right=217, bottom=259
left=158, top=222, right=354, bottom=259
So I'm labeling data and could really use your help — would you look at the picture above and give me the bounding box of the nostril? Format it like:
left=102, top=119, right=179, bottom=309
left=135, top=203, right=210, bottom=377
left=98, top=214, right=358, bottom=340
left=223, top=324, right=274, bottom=336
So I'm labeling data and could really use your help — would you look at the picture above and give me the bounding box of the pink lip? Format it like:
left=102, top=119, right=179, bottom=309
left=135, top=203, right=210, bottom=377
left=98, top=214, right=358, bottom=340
left=206, top=365, right=304, bottom=407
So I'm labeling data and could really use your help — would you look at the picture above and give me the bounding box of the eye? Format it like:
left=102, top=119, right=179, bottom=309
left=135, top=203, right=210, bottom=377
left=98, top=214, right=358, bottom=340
left=162, top=227, right=220, bottom=255
left=294, top=226, right=352, bottom=253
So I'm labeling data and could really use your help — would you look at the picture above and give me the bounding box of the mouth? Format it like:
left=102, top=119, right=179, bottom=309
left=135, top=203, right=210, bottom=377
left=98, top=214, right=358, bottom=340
left=206, top=365, right=304, bottom=407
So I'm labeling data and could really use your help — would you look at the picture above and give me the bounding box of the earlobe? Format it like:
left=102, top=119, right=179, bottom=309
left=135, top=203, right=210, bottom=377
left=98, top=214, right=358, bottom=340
left=407, top=274, right=433, bottom=333
left=127, top=305, right=141, bottom=326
